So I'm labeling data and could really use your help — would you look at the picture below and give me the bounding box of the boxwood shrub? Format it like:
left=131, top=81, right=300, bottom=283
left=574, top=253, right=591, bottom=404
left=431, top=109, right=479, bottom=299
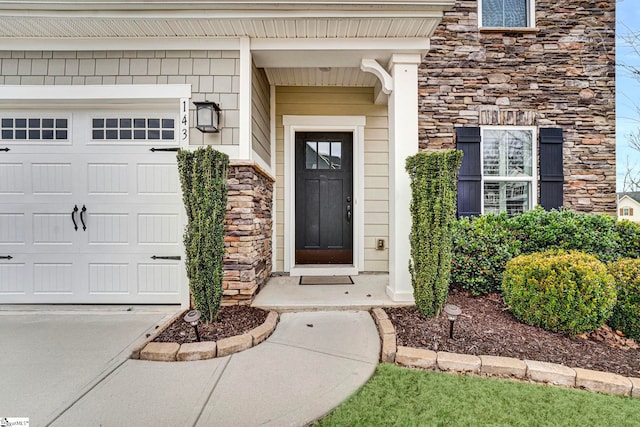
left=616, top=220, right=640, bottom=259
left=450, top=208, right=633, bottom=295
left=507, top=208, right=620, bottom=263
left=608, top=258, right=640, bottom=340
left=502, top=250, right=616, bottom=335
left=451, top=213, right=520, bottom=295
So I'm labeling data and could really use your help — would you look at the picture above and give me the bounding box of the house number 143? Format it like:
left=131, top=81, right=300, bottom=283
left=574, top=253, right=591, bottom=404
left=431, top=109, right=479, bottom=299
left=180, top=99, right=189, bottom=142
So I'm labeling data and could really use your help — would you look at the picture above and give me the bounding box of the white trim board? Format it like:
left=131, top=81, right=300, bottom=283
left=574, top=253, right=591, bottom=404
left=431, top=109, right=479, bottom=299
left=283, top=115, right=366, bottom=276
left=0, top=84, right=192, bottom=103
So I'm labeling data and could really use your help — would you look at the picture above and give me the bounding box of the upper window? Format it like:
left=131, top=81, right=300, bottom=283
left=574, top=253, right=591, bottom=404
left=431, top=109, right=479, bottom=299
left=91, top=117, right=175, bottom=141
left=622, top=207, right=631, bottom=216
left=482, top=127, right=536, bottom=215
left=1, top=117, right=68, bottom=141
left=480, top=0, right=533, bottom=28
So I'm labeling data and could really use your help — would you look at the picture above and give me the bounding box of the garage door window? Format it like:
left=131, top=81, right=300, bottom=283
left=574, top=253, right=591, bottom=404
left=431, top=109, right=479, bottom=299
left=92, top=118, right=175, bottom=141
left=1, top=117, right=69, bottom=140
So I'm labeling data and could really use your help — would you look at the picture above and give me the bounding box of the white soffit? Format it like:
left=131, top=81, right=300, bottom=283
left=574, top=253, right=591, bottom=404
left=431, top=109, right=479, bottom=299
left=264, top=67, right=377, bottom=87
left=0, top=17, right=443, bottom=39
left=0, top=1, right=455, bottom=39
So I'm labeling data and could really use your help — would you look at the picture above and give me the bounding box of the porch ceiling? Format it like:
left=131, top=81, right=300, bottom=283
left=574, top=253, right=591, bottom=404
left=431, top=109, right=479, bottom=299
left=0, top=1, right=455, bottom=39
left=264, top=67, right=377, bottom=87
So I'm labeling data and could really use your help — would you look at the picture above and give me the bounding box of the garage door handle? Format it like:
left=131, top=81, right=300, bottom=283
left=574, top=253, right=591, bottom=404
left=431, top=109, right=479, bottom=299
left=80, top=205, right=87, bottom=231
left=0, top=147, right=8, bottom=152
left=151, top=255, right=181, bottom=260
left=71, top=205, right=79, bottom=231
left=0, top=255, right=12, bottom=260
left=150, top=147, right=179, bottom=152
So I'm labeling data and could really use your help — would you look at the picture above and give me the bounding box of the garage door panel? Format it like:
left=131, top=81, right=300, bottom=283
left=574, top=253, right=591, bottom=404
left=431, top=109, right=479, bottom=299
left=0, top=262, right=26, bottom=294
left=34, top=262, right=74, bottom=294
left=87, top=213, right=129, bottom=245
left=138, top=213, right=180, bottom=245
left=0, top=162, right=24, bottom=194
left=32, top=162, right=73, bottom=195
left=87, top=163, right=129, bottom=195
left=138, top=262, right=180, bottom=295
left=0, top=213, right=25, bottom=244
left=138, top=163, right=180, bottom=195
left=33, top=213, right=76, bottom=245
left=89, top=262, right=130, bottom=294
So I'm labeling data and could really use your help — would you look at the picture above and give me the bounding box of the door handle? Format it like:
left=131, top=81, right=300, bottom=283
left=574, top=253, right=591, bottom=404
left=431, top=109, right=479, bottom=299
left=80, top=205, right=87, bottom=231
left=71, top=205, right=78, bottom=231
left=0, top=147, right=9, bottom=152
left=346, top=204, right=351, bottom=222
left=0, top=255, right=12, bottom=260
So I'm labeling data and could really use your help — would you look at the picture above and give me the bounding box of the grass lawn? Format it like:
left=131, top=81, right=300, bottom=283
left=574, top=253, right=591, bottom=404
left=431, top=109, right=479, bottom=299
left=318, top=364, right=640, bottom=427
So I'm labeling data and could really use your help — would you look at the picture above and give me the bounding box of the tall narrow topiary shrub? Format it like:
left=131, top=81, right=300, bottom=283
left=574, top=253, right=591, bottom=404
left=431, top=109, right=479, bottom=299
left=177, top=146, right=229, bottom=323
left=406, top=149, right=463, bottom=317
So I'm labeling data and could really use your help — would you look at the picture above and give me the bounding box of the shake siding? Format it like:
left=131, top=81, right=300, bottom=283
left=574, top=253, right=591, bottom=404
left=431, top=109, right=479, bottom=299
left=0, top=50, right=240, bottom=146
left=251, top=63, right=271, bottom=164
left=274, top=86, right=389, bottom=272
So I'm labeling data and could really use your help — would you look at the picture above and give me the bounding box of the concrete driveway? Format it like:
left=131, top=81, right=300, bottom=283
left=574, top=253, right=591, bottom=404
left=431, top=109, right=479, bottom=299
left=0, top=306, right=176, bottom=426
left=1, top=308, right=380, bottom=427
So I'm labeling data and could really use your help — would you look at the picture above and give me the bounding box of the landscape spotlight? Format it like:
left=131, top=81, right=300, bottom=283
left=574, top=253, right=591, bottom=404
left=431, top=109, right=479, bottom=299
left=443, top=304, right=462, bottom=339
left=183, top=309, right=202, bottom=342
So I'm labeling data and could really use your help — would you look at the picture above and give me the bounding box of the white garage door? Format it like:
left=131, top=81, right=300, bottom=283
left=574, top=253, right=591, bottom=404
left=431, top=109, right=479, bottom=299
left=0, top=108, right=186, bottom=304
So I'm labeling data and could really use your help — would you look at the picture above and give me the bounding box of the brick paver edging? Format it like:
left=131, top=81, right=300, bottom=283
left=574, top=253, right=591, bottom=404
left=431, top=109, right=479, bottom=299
left=131, top=311, right=279, bottom=362
left=370, top=308, right=640, bottom=398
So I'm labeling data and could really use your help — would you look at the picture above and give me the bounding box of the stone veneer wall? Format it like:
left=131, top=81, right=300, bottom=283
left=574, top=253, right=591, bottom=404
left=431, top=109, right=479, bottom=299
left=223, top=162, right=273, bottom=305
left=419, top=0, right=616, bottom=213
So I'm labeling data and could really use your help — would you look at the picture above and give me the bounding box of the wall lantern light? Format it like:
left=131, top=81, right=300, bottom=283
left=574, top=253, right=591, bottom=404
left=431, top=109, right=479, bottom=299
left=194, top=101, right=221, bottom=133
left=443, top=304, right=462, bottom=339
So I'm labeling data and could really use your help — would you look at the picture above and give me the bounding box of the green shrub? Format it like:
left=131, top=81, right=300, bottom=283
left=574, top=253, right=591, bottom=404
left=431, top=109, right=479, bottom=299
left=616, top=220, right=640, bottom=259
left=450, top=209, right=628, bottom=296
left=502, top=250, right=616, bottom=335
left=177, top=146, right=229, bottom=323
left=608, top=258, right=640, bottom=340
left=451, top=213, right=520, bottom=295
left=406, top=149, right=463, bottom=317
left=507, top=208, right=620, bottom=262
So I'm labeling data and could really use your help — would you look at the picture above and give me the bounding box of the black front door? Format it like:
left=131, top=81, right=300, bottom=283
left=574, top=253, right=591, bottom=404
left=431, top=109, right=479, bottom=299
left=295, top=132, right=353, bottom=264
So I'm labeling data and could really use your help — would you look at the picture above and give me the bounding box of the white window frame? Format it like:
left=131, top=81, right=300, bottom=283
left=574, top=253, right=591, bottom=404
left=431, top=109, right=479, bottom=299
left=478, top=0, right=536, bottom=29
left=623, top=207, right=630, bottom=216
left=480, top=125, right=537, bottom=214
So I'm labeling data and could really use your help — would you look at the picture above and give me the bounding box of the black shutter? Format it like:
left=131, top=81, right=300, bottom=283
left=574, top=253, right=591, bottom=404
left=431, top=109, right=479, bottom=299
left=539, top=128, right=564, bottom=211
left=456, top=127, right=482, bottom=218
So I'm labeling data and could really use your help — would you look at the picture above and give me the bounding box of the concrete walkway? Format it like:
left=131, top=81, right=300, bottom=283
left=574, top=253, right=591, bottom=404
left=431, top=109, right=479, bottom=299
left=2, top=310, right=379, bottom=427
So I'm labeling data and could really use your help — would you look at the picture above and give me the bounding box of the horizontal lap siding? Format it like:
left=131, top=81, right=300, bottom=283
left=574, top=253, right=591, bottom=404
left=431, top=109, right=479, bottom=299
left=275, top=86, right=389, bottom=272
left=251, top=63, right=271, bottom=163
left=0, top=50, right=240, bottom=146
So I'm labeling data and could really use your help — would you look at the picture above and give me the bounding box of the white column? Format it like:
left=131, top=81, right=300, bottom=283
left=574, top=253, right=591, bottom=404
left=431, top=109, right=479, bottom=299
left=387, top=53, right=422, bottom=302
left=238, top=37, right=252, bottom=160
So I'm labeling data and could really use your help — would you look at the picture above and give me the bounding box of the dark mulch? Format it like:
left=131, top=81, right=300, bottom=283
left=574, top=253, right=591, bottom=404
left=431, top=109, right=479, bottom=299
left=385, top=289, right=640, bottom=377
left=153, top=305, right=269, bottom=344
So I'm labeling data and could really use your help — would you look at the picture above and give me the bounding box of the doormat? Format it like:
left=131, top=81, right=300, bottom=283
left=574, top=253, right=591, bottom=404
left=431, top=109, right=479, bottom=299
left=299, top=276, right=354, bottom=285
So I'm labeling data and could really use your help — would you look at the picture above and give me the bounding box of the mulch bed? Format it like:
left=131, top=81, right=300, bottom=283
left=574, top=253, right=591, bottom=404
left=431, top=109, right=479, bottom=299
left=153, top=305, right=268, bottom=344
left=385, top=289, right=640, bottom=378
